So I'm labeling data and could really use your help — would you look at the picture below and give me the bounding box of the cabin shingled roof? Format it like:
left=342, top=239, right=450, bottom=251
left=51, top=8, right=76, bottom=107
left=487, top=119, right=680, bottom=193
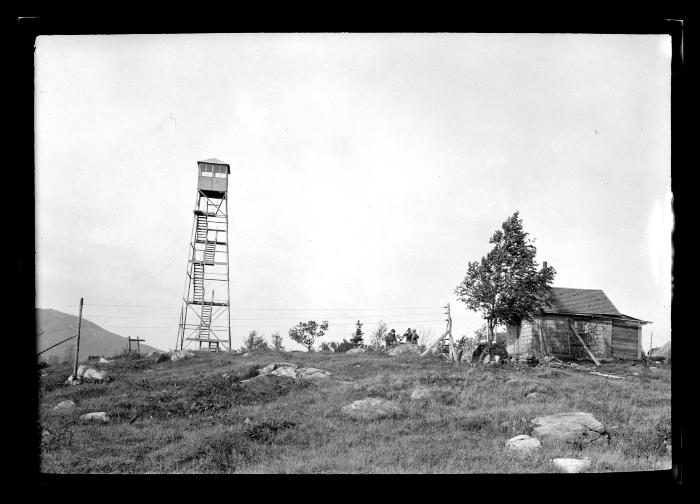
left=543, top=287, right=621, bottom=316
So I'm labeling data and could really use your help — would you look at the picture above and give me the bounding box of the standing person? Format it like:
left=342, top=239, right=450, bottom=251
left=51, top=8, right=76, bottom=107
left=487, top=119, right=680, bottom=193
left=410, top=328, right=419, bottom=344
left=385, top=329, right=397, bottom=347
left=402, top=328, right=412, bottom=343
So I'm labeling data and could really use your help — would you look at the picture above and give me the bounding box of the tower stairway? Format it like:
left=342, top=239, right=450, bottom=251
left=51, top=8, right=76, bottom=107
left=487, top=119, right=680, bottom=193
left=196, top=214, right=208, bottom=242
left=204, top=241, right=216, bottom=265
left=192, top=262, right=204, bottom=303
left=199, top=302, right=213, bottom=340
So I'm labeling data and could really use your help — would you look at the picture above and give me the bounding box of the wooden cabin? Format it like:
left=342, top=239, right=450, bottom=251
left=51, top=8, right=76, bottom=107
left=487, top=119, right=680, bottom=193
left=506, top=287, right=650, bottom=361
left=197, top=158, right=230, bottom=197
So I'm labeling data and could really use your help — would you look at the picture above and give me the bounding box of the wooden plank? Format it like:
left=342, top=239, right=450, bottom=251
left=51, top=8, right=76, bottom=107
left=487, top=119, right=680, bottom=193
left=568, top=318, right=601, bottom=367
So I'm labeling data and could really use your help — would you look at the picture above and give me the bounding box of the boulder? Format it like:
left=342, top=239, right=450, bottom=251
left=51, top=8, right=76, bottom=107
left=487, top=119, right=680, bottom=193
left=170, top=349, right=195, bottom=362
left=69, top=365, right=110, bottom=383
left=526, top=392, right=546, bottom=401
left=298, top=367, right=332, bottom=380
left=80, top=412, right=110, bottom=422
left=551, top=457, right=591, bottom=473
left=505, top=435, right=541, bottom=458
left=97, top=357, right=112, bottom=364
left=530, top=412, right=608, bottom=446
left=341, top=398, right=403, bottom=420
left=388, top=344, right=421, bottom=357
left=346, top=348, right=366, bottom=354
left=53, top=400, right=76, bottom=411
left=410, top=388, right=434, bottom=401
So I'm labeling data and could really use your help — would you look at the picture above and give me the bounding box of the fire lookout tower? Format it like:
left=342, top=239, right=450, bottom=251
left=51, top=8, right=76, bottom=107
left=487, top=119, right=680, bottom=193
left=175, top=158, right=231, bottom=351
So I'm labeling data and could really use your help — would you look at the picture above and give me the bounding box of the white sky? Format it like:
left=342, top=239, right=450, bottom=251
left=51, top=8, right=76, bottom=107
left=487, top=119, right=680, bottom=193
left=35, top=33, right=673, bottom=353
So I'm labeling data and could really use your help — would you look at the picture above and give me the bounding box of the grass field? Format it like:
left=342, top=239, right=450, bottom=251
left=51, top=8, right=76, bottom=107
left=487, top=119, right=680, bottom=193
left=38, top=349, right=672, bottom=474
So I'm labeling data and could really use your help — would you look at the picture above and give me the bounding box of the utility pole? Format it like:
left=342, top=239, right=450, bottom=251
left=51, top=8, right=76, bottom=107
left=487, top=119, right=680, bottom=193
left=72, top=298, right=84, bottom=378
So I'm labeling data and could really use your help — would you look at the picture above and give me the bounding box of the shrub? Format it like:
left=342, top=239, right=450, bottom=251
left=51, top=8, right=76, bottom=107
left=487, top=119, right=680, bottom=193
left=334, top=339, right=355, bottom=353
left=369, top=321, right=387, bottom=350
left=240, top=330, right=268, bottom=352
left=270, top=332, right=285, bottom=351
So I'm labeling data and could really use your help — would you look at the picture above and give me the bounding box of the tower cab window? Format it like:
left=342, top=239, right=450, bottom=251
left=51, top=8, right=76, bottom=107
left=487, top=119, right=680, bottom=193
left=201, top=164, right=213, bottom=177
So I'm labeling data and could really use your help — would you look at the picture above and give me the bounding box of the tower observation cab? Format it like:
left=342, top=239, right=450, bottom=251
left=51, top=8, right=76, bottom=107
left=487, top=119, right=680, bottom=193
left=197, top=158, right=230, bottom=196
left=176, top=158, right=232, bottom=352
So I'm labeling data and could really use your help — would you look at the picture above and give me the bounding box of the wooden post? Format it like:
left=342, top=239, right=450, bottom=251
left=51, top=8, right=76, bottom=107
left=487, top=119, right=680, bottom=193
left=72, top=298, right=84, bottom=378
left=446, top=303, right=458, bottom=364
left=137, top=337, right=141, bottom=354
left=128, top=336, right=132, bottom=353
left=568, top=318, right=600, bottom=367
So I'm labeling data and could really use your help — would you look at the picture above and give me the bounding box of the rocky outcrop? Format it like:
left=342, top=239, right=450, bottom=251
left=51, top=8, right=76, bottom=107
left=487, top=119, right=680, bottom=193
left=255, top=362, right=332, bottom=380
left=170, top=349, right=195, bottom=362
left=530, top=412, right=608, bottom=446
left=388, top=344, right=421, bottom=357
left=341, top=398, right=403, bottom=420
left=346, top=348, right=366, bottom=354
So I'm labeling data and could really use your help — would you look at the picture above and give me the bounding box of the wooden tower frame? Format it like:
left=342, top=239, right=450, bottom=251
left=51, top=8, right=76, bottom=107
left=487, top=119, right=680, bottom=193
left=175, top=159, right=232, bottom=351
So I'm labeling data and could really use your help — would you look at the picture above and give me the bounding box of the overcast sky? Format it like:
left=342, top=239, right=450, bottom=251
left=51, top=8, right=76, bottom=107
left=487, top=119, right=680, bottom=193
left=35, top=33, right=672, bottom=353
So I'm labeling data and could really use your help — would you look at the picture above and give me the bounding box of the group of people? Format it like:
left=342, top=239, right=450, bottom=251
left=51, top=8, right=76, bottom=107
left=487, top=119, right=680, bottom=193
left=384, top=327, right=419, bottom=347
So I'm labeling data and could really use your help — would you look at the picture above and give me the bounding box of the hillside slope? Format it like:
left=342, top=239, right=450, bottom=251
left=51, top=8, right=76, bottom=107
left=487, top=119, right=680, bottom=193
left=39, top=349, right=671, bottom=474
left=37, top=308, right=163, bottom=363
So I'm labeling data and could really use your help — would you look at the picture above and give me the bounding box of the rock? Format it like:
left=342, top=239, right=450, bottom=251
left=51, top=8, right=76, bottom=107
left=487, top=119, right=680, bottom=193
left=80, top=412, right=110, bottom=422
left=388, top=344, right=422, bottom=357
left=53, top=400, right=76, bottom=411
left=298, top=367, right=332, bottom=380
left=410, top=388, right=434, bottom=401
left=551, top=457, right=591, bottom=473
left=530, top=412, right=608, bottom=446
left=256, top=362, right=332, bottom=380
left=341, top=398, right=403, bottom=420
left=346, top=348, right=366, bottom=354
left=526, top=392, right=546, bottom=401
left=241, top=352, right=252, bottom=358
left=97, top=357, right=112, bottom=364
left=71, top=365, right=110, bottom=382
left=170, top=349, right=195, bottom=362
left=505, top=435, right=541, bottom=457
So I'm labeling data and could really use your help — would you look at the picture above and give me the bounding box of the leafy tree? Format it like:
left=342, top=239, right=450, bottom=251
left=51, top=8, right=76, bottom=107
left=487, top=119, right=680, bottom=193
left=329, top=341, right=339, bottom=352
left=288, top=320, right=329, bottom=352
left=319, top=342, right=332, bottom=353
left=455, top=211, right=556, bottom=342
left=350, top=320, right=364, bottom=347
left=369, top=320, right=388, bottom=350
left=241, top=330, right=268, bottom=352
left=270, top=332, right=285, bottom=351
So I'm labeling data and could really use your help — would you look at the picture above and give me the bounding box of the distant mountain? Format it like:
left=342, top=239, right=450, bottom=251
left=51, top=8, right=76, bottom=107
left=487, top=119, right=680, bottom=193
left=37, top=308, right=164, bottom=364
